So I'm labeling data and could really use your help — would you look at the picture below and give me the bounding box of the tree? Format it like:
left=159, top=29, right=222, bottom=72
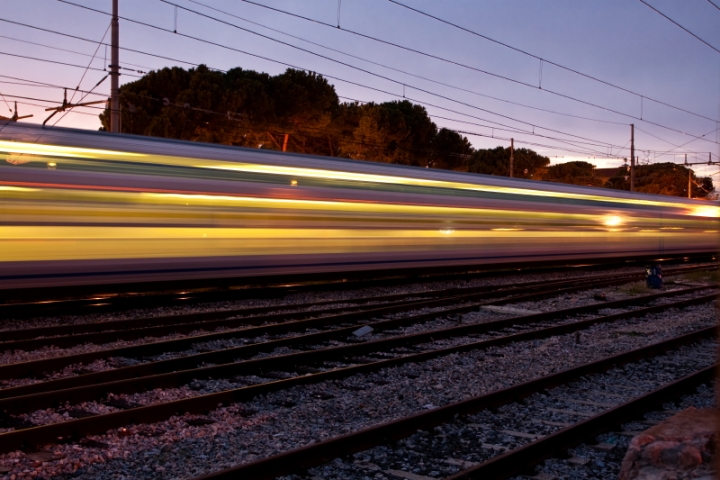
left=606, top=163, right=715, bottom=198
left=430, top=128, right=473, bottom=171
left=348, top=100, right=437, bottom=166
left=545, top=161, right=602, bottom=186
left=468, top=146, right=549, bottom=178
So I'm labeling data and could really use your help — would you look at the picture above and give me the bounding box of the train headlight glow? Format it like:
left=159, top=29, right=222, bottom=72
left=603, top=215, right=624, bottom=227
left=688, top=206, right=720, bottom=218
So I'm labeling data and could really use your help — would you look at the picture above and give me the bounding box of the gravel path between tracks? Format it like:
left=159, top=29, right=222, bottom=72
left=0, top=291, right=715, bottom=480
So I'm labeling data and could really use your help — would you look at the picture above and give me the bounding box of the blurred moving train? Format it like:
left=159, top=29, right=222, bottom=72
left=0, top=121, right=717, bottom=290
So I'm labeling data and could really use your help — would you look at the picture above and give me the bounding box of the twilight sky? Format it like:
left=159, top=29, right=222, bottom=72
left=1, top=0, right=719, bottom=179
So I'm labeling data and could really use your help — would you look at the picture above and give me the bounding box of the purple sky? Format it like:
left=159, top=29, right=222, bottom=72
left=2, top=0, right=719, bottom=181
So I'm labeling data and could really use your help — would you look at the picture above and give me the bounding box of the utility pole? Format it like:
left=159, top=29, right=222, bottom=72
left=686, top=155, right=691, bottom=199
left=110, top=0, right=120, bottom=133
left=630, top=124, right=635, bottom=192
left=509, top=138, right=514, bottom=178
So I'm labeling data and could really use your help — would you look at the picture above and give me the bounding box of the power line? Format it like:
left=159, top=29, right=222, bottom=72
left=0, top=93, right=104, bottom=112
left=235, top=0, right=720, bottom=136
left=634, top=124, right=720, bottom=158
left=67, top=22, right=111, bottom=105
left=0, top=12, right=620, bottom=158
left=0, top=18, right=190, bottom=71
left=638, top=0, right=720, bottom=55
left=8, top=4, right=712, bottom=160
left=0, top=50, right=142, bottom=78
left=28, top=3, right=720, bottom=150
left=52, top=0, right=626, bottom=151
left=706, top=0, right=720, bottom=11
left=388, top=0, right=719, bottom=124
left=0, top=33, right=152, bottom=72
left=186, top=0, right=627, bottom=126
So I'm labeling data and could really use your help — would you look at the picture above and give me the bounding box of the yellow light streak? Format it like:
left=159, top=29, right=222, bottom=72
left=0, top=226, right=696, bottom=263
left=200, top=163, right=707, bottom=211
left=2, top=139, right=718, bottom=216
left=0, top=140, right=144, bottom=159
left=0, top=185, right=39, bottom=192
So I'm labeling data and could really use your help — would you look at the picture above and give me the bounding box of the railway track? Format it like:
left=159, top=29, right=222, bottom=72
left=0, top=263, right=715, bottom=478
left=193, top=333, right=716, bottom=480
left=0, top=281, right=715, bottom=453
left=1, top=256, right=713, bottom=318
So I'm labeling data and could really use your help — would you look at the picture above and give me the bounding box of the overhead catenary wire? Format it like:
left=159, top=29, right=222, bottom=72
left=56, top=0, right=624, bottom=149
left=67, top=22, right=111, bottom=105
left=186, top=0, right=627, bottom=126
left=0, top=33, right=152, bottom=72
left=124, top=90, right=622, bottom=159
left=15, top=4, right=719, bottom=154
left=634, top=124, right=720, bottom=159
left=638, top=0, right=720, bottom=55
left=0, top=27, right=701, bottom=161
left=388, top=0, right=720, bottom=124
left=234, top=0, right=720, bottom=138
left=161, top=0, right=690, bottom=146
left=0, top=50, right=142, bottom=79
left=50, top=0, right=628, bottom=152
left=5, top=4, right=715, bottom=166
left=0, top=18, right=189, bottom=72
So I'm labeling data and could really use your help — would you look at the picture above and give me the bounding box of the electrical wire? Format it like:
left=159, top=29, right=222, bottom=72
left=17, top=5, right=718, bottom=152
left=0, top=50, right=142, bottom=78
left=0, top=18, right=195, bottom=71
left=388, top=0, right=719, bottom=124
left=0, top=33, right=149, bottom=71
left=0, top=90, right=11, bottom=113
left=706, top=0, right=720, bottom=11
left=68, top=22, right=111, bottom=105
left=0, top=93, right=104, bottom=111
left=56, top=0, right=621, bottom=149
left=639, top=0, right=720, bottom=55
left=634, top=125, right=720, bottom=159
left=186, top=0, right=627, bottom=126
left=235, top=0, right=720, bottom=133
left=5, top=5, right=710, bottom=161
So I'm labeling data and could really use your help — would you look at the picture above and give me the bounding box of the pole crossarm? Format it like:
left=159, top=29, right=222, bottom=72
left=43, top=89, right=105, bottom=125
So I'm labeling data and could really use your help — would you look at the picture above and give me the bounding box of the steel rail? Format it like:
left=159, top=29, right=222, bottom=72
left=185, top=328, right=716, bottom=480
left=2, top=256, right=711, bottom=315
left=0, top=277, right=713, bottom=381
left=445, top=365, right=716, bottom=479
left=2, top=265, right=664, bottom=343
left=0, top=300, right=714, bottom=453
left=3, top=263, right=712, bottom=349
left=0, top=290, right=714, bottom=414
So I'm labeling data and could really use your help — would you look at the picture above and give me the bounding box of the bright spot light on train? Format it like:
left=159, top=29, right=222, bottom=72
left=603, top=215, right=623, bottom=227
left=689, top=206, right=720, bottom=218
left=47, top=162, right=57, bottom=170
left=290, top=179, right=298, bottom=186
left=439, top=228, right=455, bottom=234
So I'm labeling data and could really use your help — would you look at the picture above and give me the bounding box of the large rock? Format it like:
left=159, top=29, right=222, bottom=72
left=619, top=407, right=717, bottom=480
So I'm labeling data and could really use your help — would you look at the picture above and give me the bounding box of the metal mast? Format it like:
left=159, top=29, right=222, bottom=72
left=110, top=0, right=120, bottom=133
